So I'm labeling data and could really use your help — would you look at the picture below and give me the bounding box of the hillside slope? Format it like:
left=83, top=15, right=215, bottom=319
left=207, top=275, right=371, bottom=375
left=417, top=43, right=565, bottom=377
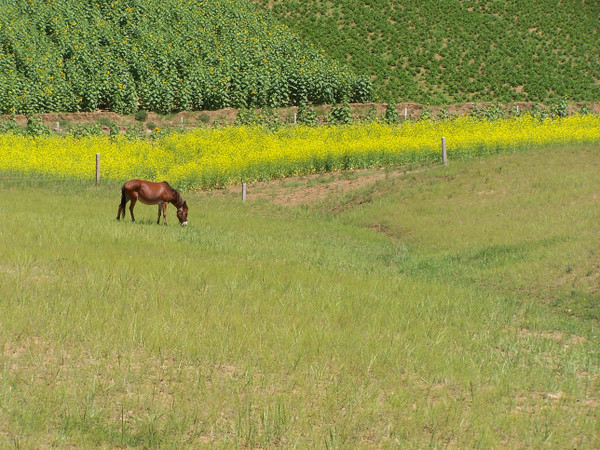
left=0, top=0, right=370, bottom=115
left=253, top=0, right=600, bottom=104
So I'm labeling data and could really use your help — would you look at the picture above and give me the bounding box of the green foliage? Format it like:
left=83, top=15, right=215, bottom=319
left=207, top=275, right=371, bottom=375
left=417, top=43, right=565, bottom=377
left=551, top=96, right=569, bottom=118
left=419, top=108, right=432, bottom=121
left=384, top=101, right=398, bottom=124
left=25, top=116, right=51, bottom=136
left=0, top=0, right=371, bottom=115
left=69, top=123, right=104, bottom=137
left=530, top=103, right=550, bottom=121
left=327, top=102, right=353, bottom=125
left=579, top=103, right=591, bottom=115
left=134, top=110, right=149, bottom=122
left=296, top=102, right=318, bottom=125
left=361, top=105, right=378, bottom=123
left=470, top=103, right=505, bottom=121
left=438, top=106, right=451, bottom=121
left=124, top=123, right=145, bottom=139
left=255, top=0, right=600, bottom=104
left=235, top=108, right=281, bottom=129
left=0, top=116, right=20, bottom=134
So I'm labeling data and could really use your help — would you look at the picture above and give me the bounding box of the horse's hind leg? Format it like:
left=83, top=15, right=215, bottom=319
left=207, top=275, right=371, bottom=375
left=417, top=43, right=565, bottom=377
left=157, top=203, right=162, bottom=225
left=129, top=198, right=137, bottom=222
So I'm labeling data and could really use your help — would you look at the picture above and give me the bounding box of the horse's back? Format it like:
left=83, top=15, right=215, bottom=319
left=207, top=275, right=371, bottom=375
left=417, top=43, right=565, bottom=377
left=123, top=179, right=169, bottom=204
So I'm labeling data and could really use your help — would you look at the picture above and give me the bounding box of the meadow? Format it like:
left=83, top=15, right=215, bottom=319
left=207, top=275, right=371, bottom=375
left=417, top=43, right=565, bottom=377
left=0, top=143, right=599, bottom=446
left=1, top=114, right=599, bottom=190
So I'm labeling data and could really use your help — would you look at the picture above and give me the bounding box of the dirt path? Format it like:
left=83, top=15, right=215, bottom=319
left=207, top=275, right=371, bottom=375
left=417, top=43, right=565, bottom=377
left=213, top=164, right=422, bottom=208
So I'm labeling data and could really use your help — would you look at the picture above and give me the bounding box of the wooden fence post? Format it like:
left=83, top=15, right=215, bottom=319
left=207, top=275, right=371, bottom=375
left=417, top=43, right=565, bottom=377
left=95, top=153, right=100, bottom=185
left=242, top=182, right=246, bottom=202
left=441, top=137, right=447, bottom=166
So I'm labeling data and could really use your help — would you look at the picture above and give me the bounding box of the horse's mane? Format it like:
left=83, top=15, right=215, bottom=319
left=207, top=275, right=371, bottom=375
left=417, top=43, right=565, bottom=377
left=163, top=181, right=183, bottom=207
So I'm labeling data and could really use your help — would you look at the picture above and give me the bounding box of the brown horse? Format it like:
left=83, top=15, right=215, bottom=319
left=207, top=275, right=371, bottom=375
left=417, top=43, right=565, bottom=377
left=117, top=179, right=188, bottom=226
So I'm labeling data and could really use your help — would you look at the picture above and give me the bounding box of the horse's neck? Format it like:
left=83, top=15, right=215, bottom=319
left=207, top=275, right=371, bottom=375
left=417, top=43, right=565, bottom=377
left=170, top=189, right=182, bottom=207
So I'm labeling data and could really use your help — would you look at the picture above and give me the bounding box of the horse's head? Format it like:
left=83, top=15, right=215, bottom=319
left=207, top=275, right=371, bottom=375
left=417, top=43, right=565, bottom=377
left=177, top=201, right=188, bottom=226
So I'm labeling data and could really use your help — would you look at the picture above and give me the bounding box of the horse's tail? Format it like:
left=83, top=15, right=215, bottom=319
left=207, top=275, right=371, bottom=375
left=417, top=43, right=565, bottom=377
left=117, top=185, right=127, bottom=220
left=120, top=186, right=127, bottom=206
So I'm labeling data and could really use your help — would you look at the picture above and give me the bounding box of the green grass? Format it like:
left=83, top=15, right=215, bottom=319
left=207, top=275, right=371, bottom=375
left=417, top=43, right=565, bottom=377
left=1, top=144, right=599, bottom=446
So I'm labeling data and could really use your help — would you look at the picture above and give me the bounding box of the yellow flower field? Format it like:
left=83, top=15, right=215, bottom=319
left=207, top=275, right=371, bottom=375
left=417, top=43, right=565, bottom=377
left=1, top=115, right=599, bottom=189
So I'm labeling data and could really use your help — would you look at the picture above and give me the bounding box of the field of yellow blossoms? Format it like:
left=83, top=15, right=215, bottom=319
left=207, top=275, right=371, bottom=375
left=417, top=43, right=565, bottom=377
left=1, top=115, right=599, bottom=189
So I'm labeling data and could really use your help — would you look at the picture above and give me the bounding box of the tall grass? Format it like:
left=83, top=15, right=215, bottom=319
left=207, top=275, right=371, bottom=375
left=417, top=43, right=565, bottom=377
left=1, top=144, right=599, bottom=446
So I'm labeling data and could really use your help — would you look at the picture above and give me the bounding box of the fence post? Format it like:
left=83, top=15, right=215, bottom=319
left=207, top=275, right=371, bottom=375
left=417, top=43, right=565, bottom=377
left=242, top=182, right=246, bottom=202
left=95, top=153, right=100, bottom=185
left=56, top=122, right=60, bottom=133
left=404, top=107, right=408, bottom=120
left=441, top=137, right=447, bottom=166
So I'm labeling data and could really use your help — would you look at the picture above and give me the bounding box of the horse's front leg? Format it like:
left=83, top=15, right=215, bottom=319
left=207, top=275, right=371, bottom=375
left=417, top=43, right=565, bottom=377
left=162, top=202, right=168, bottom=225
left=157, top=203, right=162, bottom=224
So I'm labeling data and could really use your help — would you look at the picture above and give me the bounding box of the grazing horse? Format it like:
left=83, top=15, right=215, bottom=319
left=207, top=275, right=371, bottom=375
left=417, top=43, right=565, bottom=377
left=117, top=179, right=188, bottom=226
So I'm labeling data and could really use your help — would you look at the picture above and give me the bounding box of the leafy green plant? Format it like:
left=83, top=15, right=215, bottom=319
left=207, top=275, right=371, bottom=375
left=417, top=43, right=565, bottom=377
left=296, top=102, right=319, bottom=126
left=579, top=103, right=591, bottom=115
left=438, top=107, right=451, bottom=120
left=135, top=110, right=149, bottom=122
left=124, top=124, right=145, bottom=140
left=361, top=105, right=379, bottom=123
left=384, top=102, right=398, bottom=124
left=470, top=103, right=504, bottom=121
left=25, top=116, right=51, bottom=136
left=551, top=96, right=569, bottom=118
left=0, top=116, right=20, bottom=134
left=419, top=108, right=432, bottom=121
left=328, top=102, right=353, bottom=125
left=530, top=103, right=550, bottom=121
left=69, top=123, right=104, bottom=137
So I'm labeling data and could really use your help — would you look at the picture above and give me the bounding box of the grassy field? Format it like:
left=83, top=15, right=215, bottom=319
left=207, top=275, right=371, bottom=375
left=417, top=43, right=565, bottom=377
left=1, top=144, right=599, bottom=446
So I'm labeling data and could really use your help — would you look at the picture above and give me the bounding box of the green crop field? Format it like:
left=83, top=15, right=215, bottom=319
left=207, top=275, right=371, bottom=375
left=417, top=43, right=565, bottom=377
left=253, top=0, right=600, bottom=104
left=1, top=144, right=598, bottom=447
left=2, top=0, right=598, bottom=116
left=0, top=0, right=370, bottom=115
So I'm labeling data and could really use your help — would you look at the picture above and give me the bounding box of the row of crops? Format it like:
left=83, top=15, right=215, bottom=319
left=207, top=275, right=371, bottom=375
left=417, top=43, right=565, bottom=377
left=254, top=0, right=600, bottom=104
left=2, top=114, right=599, bottom=190
left=0, top=0, right=370, bottom=115
left=2, top=0, right=597, bottom=115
